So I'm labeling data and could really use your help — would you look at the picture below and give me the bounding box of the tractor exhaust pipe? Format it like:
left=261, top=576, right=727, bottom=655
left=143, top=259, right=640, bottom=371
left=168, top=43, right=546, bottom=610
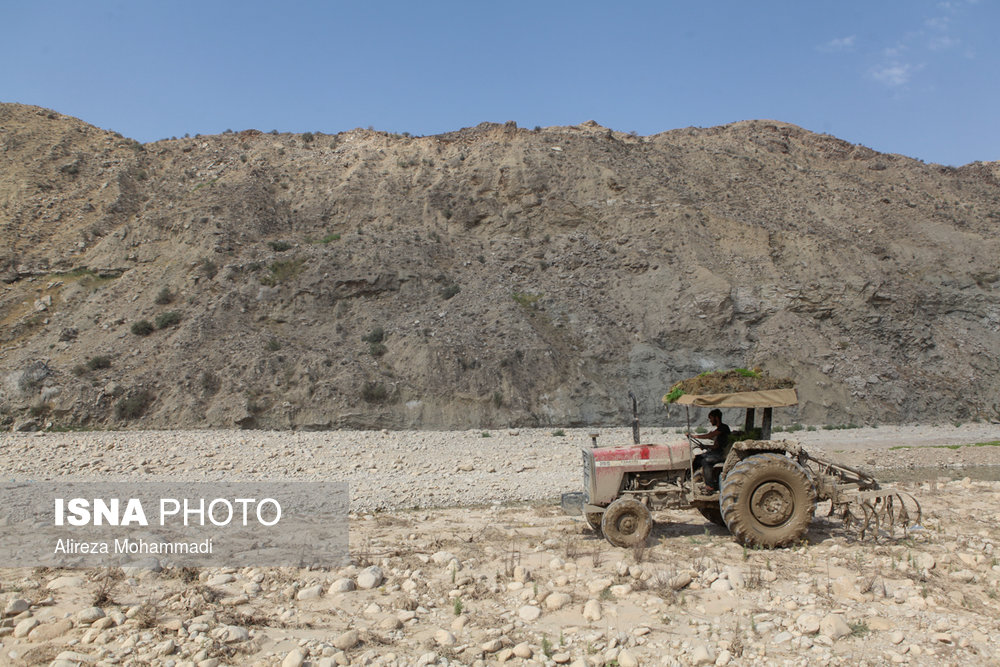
left=628, top=390, right=640, bottom=444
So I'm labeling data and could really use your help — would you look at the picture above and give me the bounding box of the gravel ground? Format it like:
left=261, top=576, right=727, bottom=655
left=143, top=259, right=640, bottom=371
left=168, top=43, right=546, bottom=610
left=2, top=425, right=1000, bottom=666
left=1, top=424, right=997, bottom=513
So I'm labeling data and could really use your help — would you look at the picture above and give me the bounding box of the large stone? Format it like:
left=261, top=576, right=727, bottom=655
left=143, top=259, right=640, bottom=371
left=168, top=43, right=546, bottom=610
left=435, top=629, right=457, bottom=646
left=13, top=618, right=39, bottom=638
left=281, top=648, right=307, bottom=667
left=583, top=599, right=602, bottom=622
left=357, top=566, right=384, bottom=589
left=481, top=639, right=503, bottom=653
left=47, top=576, right=86, bottom=590
left=296, top=584, right=324, bottom=600
left=796, top=613, right=821, bottom=634
left=518, top=605, right=541, bottom=621
left=28, top=618, right=74, bottom=641
left=618, top=648, right=640, bottom=667
left=218, top=625, right=250, bottom=643
left=53, top=652, right=97, bottom=665
left=329, top=578, right=355, bottom=593
left=820, top=614, right=852, bottom=640
left=690, top=643, right=715, bottom=665
left=3, top=598, right=30, bottom=616
left=333, top=629, right=359, bottom=650
left=513, top=642, right=533, bottom=658
left=587, top=577, right=613, bottom=595
left=75, top=607, right=106, bottom=624
left=546, top=592, right=572, bottom=610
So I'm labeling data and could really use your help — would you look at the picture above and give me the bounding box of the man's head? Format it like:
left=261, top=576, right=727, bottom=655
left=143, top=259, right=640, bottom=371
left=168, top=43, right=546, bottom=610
left=708, top=409, right=722, bottom=426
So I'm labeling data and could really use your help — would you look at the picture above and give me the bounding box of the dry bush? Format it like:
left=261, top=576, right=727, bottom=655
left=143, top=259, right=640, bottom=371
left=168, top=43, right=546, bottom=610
left=502, top=545, right=521, bottom=579
left=133, top=599, right=161, bottom=629
left=91, top=567, right=124, bottom=606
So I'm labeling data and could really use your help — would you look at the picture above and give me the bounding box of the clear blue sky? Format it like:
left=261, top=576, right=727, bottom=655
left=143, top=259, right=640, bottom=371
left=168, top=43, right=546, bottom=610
left=3, top=0, right=996, bottom=166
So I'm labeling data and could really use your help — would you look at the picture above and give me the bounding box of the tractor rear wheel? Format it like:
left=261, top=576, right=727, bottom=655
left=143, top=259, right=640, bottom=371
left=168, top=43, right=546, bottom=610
left=698, top=505, right=726, bottom=527
left=720, top=453, right=816, bottom=548
left=600, top=498, right=652, bottom=548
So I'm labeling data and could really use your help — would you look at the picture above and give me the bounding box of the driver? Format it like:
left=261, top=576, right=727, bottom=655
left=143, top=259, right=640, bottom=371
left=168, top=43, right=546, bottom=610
left=688, top=409, right=731, bottom=493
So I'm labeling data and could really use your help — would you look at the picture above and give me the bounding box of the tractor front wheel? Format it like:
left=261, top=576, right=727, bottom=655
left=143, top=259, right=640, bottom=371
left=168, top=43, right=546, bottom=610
left=585, top=512, right=604, bottom=533
left=601, top=498, right=652, bottom=548
left=720, top=453, right=816, bottom=548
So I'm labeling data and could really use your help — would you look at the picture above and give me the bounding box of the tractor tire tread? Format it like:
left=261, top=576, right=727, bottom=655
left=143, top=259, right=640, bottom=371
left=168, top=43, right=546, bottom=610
left=720, top=452, right=816, bottom=548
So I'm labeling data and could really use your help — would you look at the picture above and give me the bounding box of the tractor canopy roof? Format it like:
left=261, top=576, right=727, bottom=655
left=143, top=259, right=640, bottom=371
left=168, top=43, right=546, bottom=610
left=662, top=368, right=797, bottom=408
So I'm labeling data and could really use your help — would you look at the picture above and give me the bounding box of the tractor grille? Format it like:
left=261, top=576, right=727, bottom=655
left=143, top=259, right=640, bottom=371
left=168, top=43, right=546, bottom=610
left=581, top=449, right=595, bottom=504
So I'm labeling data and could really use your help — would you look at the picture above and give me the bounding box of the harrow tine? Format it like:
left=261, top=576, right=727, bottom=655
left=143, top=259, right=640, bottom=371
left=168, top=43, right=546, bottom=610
left=860, top=500, right=877, bottom=540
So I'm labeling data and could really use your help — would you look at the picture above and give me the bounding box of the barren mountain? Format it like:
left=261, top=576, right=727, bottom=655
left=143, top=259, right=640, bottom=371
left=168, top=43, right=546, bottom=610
left=1, top=103, right=997, bottom=430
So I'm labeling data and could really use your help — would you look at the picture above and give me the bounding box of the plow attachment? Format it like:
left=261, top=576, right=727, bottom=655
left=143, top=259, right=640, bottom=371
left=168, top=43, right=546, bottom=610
left=801, top=452, right=922, bottom=541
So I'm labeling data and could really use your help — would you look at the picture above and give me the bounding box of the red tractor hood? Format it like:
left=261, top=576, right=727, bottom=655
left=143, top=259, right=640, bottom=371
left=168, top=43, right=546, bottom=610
left=592, top=441, right=691, bottom=470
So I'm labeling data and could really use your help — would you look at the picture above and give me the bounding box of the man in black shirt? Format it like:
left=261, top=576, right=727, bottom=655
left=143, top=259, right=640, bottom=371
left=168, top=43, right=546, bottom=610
left=688, top=409, right=731, bottom=493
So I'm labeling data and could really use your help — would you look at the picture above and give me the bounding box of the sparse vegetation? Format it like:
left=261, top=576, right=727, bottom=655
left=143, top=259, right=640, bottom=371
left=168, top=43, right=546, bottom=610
left=362, top=327, right=385, bottom=344
left=368, top=342, right=388, bottom=357
left=115, top=389, right=154, bottom=420
left=131, top=320, right=154, bottom=336
left=154, top=311, right=181, bottom=329
left=267, top=338, right=282, bottom=352
left=361, top=382, right=389, bottom=404
left=199, top=258, right=218, bottom=279
left=200, top=371, right=220, bottom=396
left=154, top=287, right=175, bottom=305
left=551, top=429, right=566, bottom=437
left=441, top=284, right=461, bottom=300
left=307, top=232, right=341, bottom=244
left=86, top=355, right=112, bottom=371
left=269, top=240, right=292, bottom=252
left=259, top=258, right=304, bottom=286
left=511, top=291, right=542, bottom=309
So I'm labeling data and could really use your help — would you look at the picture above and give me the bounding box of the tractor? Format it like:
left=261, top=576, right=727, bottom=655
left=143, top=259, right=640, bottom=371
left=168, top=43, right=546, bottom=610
left=561, top=383, right=919, bottom=549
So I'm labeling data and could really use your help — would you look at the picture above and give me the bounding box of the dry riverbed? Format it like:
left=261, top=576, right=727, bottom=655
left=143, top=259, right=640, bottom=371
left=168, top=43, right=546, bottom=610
left=1, top=424, right=999, bottom=666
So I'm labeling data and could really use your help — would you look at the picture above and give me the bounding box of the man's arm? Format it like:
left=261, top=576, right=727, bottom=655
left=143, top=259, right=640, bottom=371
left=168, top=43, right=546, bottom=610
left=687, top=428, right=722, bottom=446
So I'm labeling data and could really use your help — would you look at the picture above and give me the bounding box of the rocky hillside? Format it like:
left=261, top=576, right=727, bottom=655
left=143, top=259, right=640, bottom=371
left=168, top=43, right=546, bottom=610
left=1, top=103, right=998, bottom=430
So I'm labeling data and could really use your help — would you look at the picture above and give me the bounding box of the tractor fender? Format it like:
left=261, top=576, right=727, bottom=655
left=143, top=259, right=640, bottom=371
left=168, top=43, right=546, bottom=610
left=722, top=439, right=803, bottom=481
